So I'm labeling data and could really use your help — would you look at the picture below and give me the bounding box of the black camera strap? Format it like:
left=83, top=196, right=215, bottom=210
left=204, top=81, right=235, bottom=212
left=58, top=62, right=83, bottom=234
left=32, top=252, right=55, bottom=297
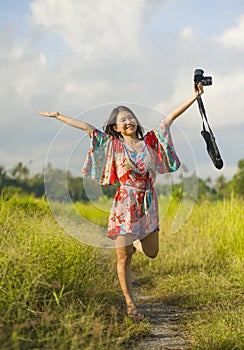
left=196, top=93, right=223, bottom=169
left=196, top=94, right=214, bottom=137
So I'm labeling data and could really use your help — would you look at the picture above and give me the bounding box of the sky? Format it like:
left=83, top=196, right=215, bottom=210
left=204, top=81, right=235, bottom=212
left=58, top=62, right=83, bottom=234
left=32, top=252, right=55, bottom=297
left=1, top=0, right=244, bottom=182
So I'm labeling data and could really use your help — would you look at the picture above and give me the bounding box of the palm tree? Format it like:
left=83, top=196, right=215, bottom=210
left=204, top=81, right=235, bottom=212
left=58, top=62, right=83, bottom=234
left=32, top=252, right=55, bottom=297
left=11, top=162, right=29, bottom=180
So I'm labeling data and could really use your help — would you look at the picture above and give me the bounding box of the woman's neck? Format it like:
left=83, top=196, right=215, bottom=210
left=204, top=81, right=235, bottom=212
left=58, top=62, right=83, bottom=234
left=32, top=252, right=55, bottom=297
left=123, top=135, right=139, bottom=142
left=123, top=136, right=142, bottom=152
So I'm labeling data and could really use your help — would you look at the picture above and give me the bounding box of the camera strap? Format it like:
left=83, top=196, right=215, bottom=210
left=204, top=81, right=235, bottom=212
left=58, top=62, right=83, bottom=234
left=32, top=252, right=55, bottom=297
left=196, top=94, right=214, bottom=133
left=196, top=93, right=224, bottom=169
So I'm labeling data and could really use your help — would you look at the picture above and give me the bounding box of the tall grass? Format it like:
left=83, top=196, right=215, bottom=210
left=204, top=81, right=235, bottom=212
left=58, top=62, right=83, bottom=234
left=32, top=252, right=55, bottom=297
left=133, top=196, right=244, bottom=349
left=0, top=196, right=149, bottom=350
left=1, top=194, right=243, bottom=349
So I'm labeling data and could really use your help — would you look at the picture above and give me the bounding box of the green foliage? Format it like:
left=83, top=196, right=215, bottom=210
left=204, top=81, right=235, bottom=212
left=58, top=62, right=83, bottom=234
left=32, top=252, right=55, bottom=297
left=1, top=159, right=244, bottom=202
left=232, top=159, right=244, bottom=197
left=1, top=185, right=29, bottom=198
left=44, top=164, right=71, bottom=202
left=11, top=162, right=29, bottom=180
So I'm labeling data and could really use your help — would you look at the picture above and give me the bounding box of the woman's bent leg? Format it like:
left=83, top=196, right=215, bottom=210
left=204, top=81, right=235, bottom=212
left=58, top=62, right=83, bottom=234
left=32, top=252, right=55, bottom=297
left=133, top=231, right=159, bottom=258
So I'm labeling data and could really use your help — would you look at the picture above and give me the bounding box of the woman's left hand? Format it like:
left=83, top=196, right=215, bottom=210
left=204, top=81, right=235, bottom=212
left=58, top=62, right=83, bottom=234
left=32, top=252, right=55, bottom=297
left=194, top=82, right=204, bottom=97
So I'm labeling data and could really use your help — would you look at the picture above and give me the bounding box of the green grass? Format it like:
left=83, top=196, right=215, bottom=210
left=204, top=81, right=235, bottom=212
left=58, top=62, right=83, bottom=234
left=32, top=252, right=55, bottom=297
left=1, top=194, right=243, bottom=349
left=0, top=195, right=150, bottom=350
left=133, top=196, right=244, bottom=349
left=74, top=197, right=112, bottom=228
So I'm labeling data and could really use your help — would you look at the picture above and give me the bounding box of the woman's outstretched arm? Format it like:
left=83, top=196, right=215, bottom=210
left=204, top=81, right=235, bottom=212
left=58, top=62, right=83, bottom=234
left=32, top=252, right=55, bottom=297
left=166, top=83, right=204, bottom=126
left=37, top=111, right=95, bottom=136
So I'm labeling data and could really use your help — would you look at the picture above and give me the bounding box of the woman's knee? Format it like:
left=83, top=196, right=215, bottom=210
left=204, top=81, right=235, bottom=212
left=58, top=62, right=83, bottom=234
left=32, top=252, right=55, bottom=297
left=117, top=255, right=132, bottom=269
left=145, top=246, right=159, bottom=259
left=141, top=231, right=159, bottom=258
left=116, top=248, right=133, bottom=266
left=150, top=249, right=159, bottom=259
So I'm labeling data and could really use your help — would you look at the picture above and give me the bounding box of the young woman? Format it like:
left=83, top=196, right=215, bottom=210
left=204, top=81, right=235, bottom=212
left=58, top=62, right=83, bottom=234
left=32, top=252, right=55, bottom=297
left=38, top=82, right=203, bottom=321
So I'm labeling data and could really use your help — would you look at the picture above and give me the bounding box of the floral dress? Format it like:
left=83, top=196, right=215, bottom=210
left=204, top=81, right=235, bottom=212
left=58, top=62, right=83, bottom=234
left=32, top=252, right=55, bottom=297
left=82, top=120, right=180, bottom=240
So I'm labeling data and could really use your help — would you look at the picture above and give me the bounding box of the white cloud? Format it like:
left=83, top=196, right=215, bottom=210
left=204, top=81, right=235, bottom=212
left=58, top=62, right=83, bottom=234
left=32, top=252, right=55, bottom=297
left=180, top=26, right=194, bottom=39
left=206, top=69, right=244, bottom=126
left=216, top=14, right=244, bottom=50
left=30, top=0, right=145, bottom=58
left=154, top=65, right=244, bottom=129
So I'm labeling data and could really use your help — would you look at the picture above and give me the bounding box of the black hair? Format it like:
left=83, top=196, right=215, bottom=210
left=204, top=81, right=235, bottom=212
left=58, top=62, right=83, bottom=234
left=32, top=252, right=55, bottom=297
left=103, top=106, right=144, bottom=139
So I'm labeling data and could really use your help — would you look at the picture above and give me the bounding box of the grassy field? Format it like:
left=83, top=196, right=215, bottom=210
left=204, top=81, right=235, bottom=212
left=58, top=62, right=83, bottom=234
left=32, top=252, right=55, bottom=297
left=0, top=196, right=149, bottom=350
left=0, top=194, right=243, bottom=349
left=134, top=196, right=244, bottom=349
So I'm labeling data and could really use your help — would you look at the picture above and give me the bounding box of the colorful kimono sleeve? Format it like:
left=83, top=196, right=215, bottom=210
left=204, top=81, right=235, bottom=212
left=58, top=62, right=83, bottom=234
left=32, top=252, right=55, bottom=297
left=145, top=119, right=180, bottom=174
left=81, top=129, right=118, bottom=185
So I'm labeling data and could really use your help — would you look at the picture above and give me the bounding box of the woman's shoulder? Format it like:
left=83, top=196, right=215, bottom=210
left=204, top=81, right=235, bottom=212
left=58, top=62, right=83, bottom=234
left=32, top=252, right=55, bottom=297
left=144, top=119, right=172, bottom=147
left=90, top=128, right=114, bottom=143
left=92, top=128, right=125, bottom=152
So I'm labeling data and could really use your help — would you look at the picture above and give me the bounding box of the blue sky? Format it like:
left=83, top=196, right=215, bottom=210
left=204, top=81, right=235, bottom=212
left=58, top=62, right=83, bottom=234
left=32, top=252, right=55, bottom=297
left=0, top=0, right=244, bottom=182
left=148, top=0, right=243, bottom=36
left=1, top=1, right=31, bottom=31
left=2, top=0, right=242, bottom=34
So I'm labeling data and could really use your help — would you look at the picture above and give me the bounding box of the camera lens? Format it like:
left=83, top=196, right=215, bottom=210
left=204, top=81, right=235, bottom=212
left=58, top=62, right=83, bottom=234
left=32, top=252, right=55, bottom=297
left=202, top=77, right=212, bottom=86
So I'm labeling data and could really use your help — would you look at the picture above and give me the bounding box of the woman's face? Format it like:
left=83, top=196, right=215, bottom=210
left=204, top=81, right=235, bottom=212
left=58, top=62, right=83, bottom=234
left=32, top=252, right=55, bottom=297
left=114, top=110, right=138, bottom=138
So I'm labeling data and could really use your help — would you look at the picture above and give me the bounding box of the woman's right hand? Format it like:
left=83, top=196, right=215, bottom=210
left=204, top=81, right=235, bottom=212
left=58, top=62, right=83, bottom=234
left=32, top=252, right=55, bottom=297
left=37, top=111, right=95, bottom=134
left=37, top=110, right=60, bottom=118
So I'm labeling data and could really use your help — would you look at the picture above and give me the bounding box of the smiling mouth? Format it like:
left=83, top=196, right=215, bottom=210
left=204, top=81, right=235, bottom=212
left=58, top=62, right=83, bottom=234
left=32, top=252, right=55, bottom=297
left=126, top=125, right=134, bottom=130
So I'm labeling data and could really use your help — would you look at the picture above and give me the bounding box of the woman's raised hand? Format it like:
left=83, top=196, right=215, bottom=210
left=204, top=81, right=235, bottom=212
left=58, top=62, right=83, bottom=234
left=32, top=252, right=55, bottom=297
left=37, top=110, right=60, bottom=118
left=194, top=82, right=204, bottom=96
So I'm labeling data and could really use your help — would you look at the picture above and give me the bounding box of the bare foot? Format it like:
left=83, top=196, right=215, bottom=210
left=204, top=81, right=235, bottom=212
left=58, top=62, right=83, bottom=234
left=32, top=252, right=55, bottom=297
left=126, top=306, right=144, bottom=321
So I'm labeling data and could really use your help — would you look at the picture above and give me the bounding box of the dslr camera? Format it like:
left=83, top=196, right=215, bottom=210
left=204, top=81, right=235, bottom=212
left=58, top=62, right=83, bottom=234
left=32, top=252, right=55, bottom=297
left=194, top=69, right=212, bottom=86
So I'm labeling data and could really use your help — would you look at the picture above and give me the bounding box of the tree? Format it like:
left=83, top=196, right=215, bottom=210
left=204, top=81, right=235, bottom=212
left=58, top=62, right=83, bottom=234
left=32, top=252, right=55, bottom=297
left=232, top=159, right=244, bottom=197
left=0, top=166, right=7, bottom=188
left=196, top=178, right=213, bottom=200
left=11, top=162, right=29, bottom=180
left=215, top=174, right=226, bottom=192
left=68, top=176, right=87, bottom=201
left=44, top=164, right=70, bottom=202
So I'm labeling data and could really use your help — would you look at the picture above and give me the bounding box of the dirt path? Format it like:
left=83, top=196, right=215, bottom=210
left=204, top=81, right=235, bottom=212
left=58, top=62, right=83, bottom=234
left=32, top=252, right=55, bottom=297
left=135, top=294, right=190, bottom=350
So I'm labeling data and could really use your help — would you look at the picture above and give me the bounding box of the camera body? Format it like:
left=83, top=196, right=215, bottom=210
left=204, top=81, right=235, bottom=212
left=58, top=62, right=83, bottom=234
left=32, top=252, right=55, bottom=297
left=194, top=69, right=212, bottom=86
